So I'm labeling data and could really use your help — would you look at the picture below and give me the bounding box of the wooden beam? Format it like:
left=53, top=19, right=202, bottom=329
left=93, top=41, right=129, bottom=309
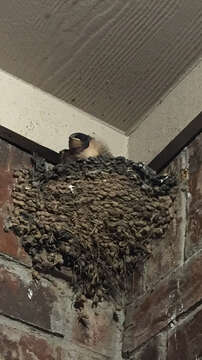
left=0, top=125, right=60, bottom=164
left=0, top=112, right=201, bottom=170
left=149, top=112, right=202, bottom=173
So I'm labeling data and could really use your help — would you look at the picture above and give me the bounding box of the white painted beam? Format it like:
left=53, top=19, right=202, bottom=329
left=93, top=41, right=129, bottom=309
left=0, top=69, right=128, bottom=157
left=128, top=58, right=202, bottom=163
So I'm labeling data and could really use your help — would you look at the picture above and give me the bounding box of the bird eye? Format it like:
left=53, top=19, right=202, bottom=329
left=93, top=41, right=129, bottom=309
left=70, top=133, right=84, bottom=140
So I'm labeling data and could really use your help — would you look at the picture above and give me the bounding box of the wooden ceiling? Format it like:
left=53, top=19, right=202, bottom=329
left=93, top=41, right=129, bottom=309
left=0, top=0, right=201, bottom=132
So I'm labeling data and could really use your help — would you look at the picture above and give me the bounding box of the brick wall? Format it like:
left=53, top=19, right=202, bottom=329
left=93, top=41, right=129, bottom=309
left=123, top=132, right=202, bottom=359
left=1, top=132, right=202, bottom=360
left=0, top=139, right=123, bottom=360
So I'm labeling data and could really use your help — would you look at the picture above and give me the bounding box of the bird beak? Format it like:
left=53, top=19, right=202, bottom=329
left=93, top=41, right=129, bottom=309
left=69, top=136, right=82, bottom=149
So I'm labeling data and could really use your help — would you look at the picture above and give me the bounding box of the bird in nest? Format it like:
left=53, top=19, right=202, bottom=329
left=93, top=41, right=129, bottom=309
left=59, top=132, right=111, bottom=163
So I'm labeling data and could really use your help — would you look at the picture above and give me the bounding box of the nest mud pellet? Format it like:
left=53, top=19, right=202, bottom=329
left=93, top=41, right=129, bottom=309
left=6, top=155, right=177, bottom=307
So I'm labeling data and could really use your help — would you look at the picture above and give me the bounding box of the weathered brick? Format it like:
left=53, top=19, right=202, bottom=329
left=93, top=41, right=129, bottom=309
left=0, top=322, right=62, bottom=360
left=143, top=194, right=183, bottom=292
left=19, top=335, right=62, bottom=360
left=0, top=139, right=12, bottom=168
left=168, top=305, right=202, bottom=360
left=8, top=145, right=31, bottom=170
left=177, top=250, right=202, bottom=313
left=0, top=142, right=31, bottom=264
left=61, top=346, right=110, bottom=360
left=123, top=274, right=177, bottom=353
left=127, top=333, right=167, bottom=360
left=0, top=319, right=111, bottom=360
left=124, top=250, right=202, bottom=353
left=0, top=262, right=66, bottom=335
left=0, top=219, right=30, bottom=264
left=0, top=170, right=13, bottom=205
left=126, top=265, right=145, bottom=302
left=0, top=170, right=31, bottom=264
left=186, top=133, right=202, bottom=259
left=144, top=153, right=186, bottom=290
left=126, top=154, right=185, bottom=304
left=0, top=139, right=31, bottom=171
left=72, top=301, right=123, bottom=359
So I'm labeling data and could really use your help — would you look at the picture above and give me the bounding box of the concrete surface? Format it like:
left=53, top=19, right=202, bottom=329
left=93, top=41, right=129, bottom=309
left=0, top=69, right=128, bottom=157
left=128, top=58, right=202, bottom=163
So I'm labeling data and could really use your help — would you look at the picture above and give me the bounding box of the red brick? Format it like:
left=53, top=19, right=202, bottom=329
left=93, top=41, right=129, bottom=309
left=127, top=154, right=185, bottom=303
left=9, top=145, right=31, bottom=170
left=168, top=306, right=202, bottom=360
left=0, top=263, right=65, bottom=335
left=19, top=335, right=61, bottom=360
left=143, top=191, right=183, bottom=292
left=0, top=141, right=32, bottom=264
left=0, top=170, right=13, bottom=205
left=186, top=133, right=202, bottom=259
left=0, top=140, right=12, bottom=168
left=124, top=251, right=202, bottom=353
left=0, top=172, right=14, bottom=215
left=0, top=139, right=31, bottom=170
left=1, top=234, right=30, bottom=265
left=0, top=323, right=62, bottom=360
left=0, top=218, right=30, bottom=264
left=0, top=169, right=31, bottom=264
left=177, top=250, right=202, bottom=313
left=123, top=274, right=178, bottom=353
left=145, top=154, right=185, bottom=287
left=0, top=322, right=109, bottom=360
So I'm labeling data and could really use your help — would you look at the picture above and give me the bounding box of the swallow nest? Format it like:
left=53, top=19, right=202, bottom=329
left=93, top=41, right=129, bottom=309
left=6, top=155, right=177, bottom=307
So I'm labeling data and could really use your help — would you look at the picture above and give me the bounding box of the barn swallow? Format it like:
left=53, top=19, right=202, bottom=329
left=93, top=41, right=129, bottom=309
left=59, top=132, right=111, bottom=163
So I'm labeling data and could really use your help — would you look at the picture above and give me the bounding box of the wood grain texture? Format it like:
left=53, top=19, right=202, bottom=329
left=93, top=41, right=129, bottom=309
left=0, top=0, right=201, bottom=131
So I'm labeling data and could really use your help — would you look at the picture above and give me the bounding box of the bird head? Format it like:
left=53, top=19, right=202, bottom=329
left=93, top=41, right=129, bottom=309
left=69, top=133, right=92, bottom=153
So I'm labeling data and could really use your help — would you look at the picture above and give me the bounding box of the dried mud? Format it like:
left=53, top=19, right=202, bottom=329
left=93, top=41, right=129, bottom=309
left=6, top=155, right=177, bottom=307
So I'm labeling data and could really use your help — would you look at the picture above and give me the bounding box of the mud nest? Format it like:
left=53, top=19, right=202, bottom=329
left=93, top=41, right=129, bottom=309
left=6, top=155, right=177, bottom=307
